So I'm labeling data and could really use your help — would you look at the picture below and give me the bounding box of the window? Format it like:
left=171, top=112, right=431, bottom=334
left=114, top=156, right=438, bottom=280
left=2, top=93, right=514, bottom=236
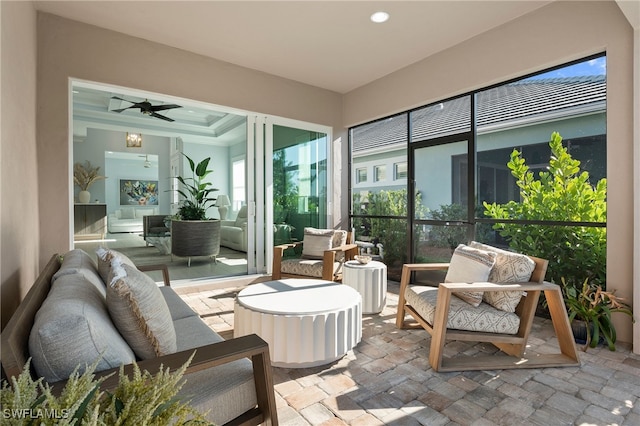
left=232, top=158, right=245, bottom=211
left=394, top=162, right=407, bottom=180
left=349, top=54, right=607, bottom=283
left=356, top=168, right=367, bottom=183
left=373, top=165, right=386, bottom=182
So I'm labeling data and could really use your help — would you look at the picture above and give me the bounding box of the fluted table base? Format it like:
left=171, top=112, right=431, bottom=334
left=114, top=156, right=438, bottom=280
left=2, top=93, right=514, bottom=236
left=342, top=260, right=387, bottom=314
left=234, top=279, right=362, bottom=368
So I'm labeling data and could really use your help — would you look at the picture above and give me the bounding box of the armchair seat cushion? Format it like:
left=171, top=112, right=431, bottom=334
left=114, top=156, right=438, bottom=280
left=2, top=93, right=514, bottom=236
left=280, top=258, right=342, bottom=278
left=404, top=285, right=520, bottom=334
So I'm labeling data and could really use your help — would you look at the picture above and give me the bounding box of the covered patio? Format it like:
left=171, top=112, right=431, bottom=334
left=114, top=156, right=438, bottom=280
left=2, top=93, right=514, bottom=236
left=177, top=281, right=640, bottom=426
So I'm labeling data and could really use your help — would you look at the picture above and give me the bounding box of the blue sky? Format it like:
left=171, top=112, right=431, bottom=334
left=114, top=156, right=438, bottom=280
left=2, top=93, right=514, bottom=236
left=525, top=57, right=606, bottom=80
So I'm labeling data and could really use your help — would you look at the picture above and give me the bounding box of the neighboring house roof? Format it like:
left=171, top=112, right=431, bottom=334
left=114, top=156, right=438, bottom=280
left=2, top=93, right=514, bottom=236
left=352, top=75, right=606, bottom=153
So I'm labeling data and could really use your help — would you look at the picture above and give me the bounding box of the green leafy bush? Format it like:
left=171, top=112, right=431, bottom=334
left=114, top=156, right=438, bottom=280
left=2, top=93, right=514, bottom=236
left=483, top=132, right=607, bottom=289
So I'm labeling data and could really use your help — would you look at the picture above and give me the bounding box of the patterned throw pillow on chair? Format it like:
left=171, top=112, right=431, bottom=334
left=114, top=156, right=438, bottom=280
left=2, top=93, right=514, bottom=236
left=445, top=244, right=497, bottom=307
left=469, top=241, right=536, bottom=312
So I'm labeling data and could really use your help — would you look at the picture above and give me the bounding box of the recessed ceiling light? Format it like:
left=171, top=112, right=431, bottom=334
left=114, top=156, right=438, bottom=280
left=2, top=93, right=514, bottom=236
left=370, top=11, right=389, bottom=23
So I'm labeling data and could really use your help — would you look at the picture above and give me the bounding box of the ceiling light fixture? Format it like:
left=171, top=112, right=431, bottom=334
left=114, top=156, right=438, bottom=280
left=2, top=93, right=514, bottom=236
left=370, top=11, right=389, bottom=23
left=126, top=132, right=143, bottom=148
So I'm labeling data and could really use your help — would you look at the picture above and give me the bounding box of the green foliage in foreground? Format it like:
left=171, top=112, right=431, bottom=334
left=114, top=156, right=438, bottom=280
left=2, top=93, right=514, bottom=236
left=0, top=355, right=211, bottom=425
left=483, top=132, right=607, bottom=289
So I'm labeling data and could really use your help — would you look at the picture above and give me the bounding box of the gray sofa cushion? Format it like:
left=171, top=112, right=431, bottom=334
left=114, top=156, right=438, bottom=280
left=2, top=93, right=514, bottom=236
left=28, top=273, right=136, bottom=382
left=173, top=316, right=258, bottom=425
left=159, top=286, right=199, bottom=321
left=52, top=249, right=105, bottom=294
left=107, top=262, right=177, bottom=359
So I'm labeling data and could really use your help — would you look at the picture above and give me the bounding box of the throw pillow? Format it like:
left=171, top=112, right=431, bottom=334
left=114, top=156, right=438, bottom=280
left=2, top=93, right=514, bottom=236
left=106, top=260, right=177, bottom=359
left=29, top=273, right=136, bottom=383
left=469, top=241, right=536, bottom=312
left=96, top=247, right=136, bottom=283
left=301, top=228, right=335, bottom=259
left=120, top=207, right=136, bottom=219
left=332, top=230, right=348, bottom=248
left=445, top=244, right=497, bottom=307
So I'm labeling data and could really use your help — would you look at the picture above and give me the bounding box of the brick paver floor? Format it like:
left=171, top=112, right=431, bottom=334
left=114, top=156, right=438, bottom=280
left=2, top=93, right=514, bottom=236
left=176, top=281, right=640, bottom=426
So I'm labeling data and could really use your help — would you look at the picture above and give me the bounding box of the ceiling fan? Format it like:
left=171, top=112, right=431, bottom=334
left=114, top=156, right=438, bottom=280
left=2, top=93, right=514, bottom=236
left=110, top=96, right=182, bottom=122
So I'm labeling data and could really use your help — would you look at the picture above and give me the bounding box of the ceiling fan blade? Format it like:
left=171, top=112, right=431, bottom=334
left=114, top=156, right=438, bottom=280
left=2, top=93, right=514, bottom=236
left=111, top=96, right=134, bottom=103
left=151, top=112, right=175, bottom=122
left=111, top=106, right=136, bottom=113
left=150, top=104, right=183, bottom=112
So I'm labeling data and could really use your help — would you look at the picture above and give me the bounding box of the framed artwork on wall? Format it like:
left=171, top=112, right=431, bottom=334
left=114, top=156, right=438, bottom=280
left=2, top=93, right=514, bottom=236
left=119, top=179, right=158, bottom=205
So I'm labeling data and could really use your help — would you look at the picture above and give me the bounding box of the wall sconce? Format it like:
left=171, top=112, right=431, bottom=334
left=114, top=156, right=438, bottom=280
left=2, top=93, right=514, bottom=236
left=216, top=194, right=231, bottom=220
left=126, top=132, right=143, bottom=147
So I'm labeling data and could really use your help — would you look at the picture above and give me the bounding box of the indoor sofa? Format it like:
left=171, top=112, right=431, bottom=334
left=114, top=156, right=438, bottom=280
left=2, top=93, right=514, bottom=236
left=0, top=248, right=277, bottom=426
left=220, top=205, right=248, bottom=252
left=107, top=206, right=159, bottom=233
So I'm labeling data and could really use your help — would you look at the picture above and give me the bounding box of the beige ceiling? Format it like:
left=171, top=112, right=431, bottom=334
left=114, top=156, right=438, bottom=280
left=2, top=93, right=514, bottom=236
left=34, top=0, right=555, bottom=94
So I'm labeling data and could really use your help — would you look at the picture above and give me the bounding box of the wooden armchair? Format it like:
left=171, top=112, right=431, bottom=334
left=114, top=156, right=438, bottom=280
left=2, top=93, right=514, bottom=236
left=396, top=247, right=580, bottom=372
left=272, top=228, right=358, bottom=282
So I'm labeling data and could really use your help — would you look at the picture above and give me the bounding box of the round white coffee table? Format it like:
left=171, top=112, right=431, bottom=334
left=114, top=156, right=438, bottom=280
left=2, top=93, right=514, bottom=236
left=342, top=260, right=387, bottom=314
left=234, top=279, right=362, bottom=368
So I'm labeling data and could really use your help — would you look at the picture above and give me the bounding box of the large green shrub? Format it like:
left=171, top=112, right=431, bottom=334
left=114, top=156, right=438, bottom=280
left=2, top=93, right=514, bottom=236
left=483, top=132, right=607, bottom=289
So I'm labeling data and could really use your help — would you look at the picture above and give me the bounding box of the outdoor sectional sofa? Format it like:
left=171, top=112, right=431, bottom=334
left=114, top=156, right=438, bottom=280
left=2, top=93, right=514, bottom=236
left=0, top=249, right=278, bottom=425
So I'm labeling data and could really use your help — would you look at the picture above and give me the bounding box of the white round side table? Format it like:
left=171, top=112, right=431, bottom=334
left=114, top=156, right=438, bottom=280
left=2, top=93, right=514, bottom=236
left=234, top=279, right=362, bottom=368
left=342, top=260, right=387, bottom=314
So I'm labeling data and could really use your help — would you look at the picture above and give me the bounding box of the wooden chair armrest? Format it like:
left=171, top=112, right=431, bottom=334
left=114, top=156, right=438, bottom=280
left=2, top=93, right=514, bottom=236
left=402, top=263, right=450, bottom=272
left=137, top=264, right=171, bottom=286
left=327, top=243, right=358, bottom=253
left=439, top=281, right=556, bottom=293
left=274, top=242, right=302, bottom=251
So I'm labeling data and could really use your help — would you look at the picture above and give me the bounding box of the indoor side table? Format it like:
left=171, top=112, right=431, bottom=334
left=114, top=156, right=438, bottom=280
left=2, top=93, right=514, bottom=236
left=342, top=260, right=387, bottom=314
left=234, top=279, right=362, bottom=368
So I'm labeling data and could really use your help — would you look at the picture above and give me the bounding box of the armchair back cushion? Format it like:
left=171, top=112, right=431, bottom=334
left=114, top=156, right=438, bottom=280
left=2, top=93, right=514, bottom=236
left=444, top=244, right=496, bottom=306
left=234, top=205, right=248, bottom=227
left=301, top=228, right=335, bottom=259
left=469, top=241, right=536, bottom=312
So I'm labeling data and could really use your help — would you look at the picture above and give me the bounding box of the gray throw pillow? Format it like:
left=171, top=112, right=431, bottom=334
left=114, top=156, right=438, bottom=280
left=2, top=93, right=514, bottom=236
left=106, top=260, right=177, bottom=359
left=445, top=244, right=497, bottom=307
left=301, top=228, right=334, bottom=260
left=96, top=247, right=136, bottom=283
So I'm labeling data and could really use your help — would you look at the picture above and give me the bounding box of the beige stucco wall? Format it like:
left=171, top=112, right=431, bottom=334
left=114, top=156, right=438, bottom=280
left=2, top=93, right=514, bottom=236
left=36, top=12, right=343, bottom=269
left=343, top=0, right=635, bottom=343
left=1, top=1, right=39, bottom=329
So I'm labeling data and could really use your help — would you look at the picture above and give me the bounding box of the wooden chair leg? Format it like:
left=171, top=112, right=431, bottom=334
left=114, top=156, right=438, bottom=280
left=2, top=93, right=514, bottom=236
left=396, top=265, right=412, bottom=328
left=545, top=287, right=580, bottom=363
left=429, top=286, right=452, bottom=371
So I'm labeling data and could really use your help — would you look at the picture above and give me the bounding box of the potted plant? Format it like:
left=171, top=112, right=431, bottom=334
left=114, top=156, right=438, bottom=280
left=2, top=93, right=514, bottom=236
left=73, top=161, right=106, bottom=204
left=171, top=154, right=221, bottom=265
left=563, top=277, right=634, bottom=351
